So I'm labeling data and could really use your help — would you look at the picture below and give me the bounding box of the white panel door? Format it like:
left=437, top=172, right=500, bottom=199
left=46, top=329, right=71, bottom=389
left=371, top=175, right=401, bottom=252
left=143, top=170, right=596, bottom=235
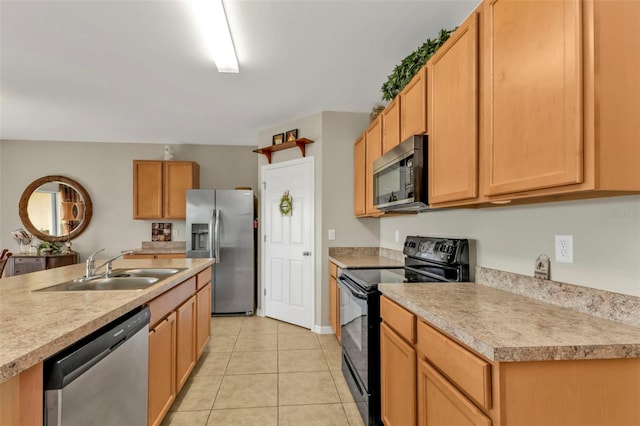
left=262, top=157, right=314, bottom=329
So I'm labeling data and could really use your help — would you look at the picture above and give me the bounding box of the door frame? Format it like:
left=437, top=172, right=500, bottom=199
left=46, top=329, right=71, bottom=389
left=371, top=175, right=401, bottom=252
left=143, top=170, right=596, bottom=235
left=259, top=156, right=315, bottom=329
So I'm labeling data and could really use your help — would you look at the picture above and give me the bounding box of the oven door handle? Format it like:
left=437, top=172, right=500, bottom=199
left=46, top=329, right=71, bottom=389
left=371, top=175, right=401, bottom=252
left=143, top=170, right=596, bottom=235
left=340, top=278, right=368, bottom=300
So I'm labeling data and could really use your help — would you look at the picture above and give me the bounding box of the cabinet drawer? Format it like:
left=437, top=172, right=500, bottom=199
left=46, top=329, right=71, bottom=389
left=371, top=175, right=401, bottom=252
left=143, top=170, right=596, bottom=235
left=380, top=296, right=416, bottom=343
left=417, top=321, right=491, bottom=410
left=147, top=277, right=196, bottom=327
left=196, top=267, right=212, bottom=290
left=329, top=262, right=338, bottom=279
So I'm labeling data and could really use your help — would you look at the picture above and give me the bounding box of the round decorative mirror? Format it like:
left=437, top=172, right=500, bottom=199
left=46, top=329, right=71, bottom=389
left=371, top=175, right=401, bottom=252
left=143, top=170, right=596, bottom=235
left=18, top=175, right=93, bottom=243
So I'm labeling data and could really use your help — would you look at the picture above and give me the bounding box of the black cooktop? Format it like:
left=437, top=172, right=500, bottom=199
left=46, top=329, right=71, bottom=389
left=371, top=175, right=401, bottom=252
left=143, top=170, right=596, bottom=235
left=339, top=236, right=470, bottom=291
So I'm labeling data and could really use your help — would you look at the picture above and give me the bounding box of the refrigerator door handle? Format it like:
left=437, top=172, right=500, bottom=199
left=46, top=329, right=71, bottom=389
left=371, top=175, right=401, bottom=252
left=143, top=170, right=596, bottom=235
left=208, top=210, right=215, bottom=258
left=214, top=208, right=221, bottom=262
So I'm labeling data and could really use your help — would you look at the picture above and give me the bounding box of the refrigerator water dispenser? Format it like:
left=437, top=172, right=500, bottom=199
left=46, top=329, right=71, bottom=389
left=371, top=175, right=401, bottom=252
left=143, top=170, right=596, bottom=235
left=191, top=224, right=209, bottom=251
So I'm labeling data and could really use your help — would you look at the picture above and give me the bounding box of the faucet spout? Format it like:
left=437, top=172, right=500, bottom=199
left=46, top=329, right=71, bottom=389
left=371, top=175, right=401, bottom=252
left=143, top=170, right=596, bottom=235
left=95, top=251, right=135, bottom=277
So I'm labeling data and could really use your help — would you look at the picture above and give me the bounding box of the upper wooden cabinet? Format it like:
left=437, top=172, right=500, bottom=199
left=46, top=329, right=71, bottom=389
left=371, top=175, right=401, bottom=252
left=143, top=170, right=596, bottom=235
left=365, top=118, right=383, bottom=216
left=482, top=0, right=640, bottom=201
left=484, top=0, right=582, bottom=196
left=354, top=117, right=384, bottom=217
left=400, top=67, right=428, bottom=141
left=428, top=12, right=480, bottom=206
left=382, top=97, right=401, bottom=154
left=133, top=160, right=199, bottom=219
left=354, top=134, right=366, bottom=216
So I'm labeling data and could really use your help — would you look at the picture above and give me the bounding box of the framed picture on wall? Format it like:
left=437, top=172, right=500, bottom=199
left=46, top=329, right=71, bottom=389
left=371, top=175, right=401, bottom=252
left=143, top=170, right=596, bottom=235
left=285, top=129, right=298, bottom=142
left=272, top=133, right=284, bottom=145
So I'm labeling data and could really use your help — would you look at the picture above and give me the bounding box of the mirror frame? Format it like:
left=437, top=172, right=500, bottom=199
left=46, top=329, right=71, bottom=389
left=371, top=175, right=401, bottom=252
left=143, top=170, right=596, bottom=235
left=18, top=175, right=93, bottom=243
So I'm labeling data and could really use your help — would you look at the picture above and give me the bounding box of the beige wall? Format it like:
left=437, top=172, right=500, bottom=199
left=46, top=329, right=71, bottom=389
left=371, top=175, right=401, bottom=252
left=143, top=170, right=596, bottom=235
left=0, top=140, right=258, bottom=261
left=257, top=111, right=376, bottom=330
left=379, top=195, right=640, bottom=297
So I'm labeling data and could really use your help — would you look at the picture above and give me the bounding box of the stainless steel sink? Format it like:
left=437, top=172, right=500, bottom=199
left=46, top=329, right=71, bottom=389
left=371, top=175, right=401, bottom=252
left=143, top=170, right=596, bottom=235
left=109, top=268, right=184, bottom=278
left=36, top=268, right=186, bottom=292
left=67, top=277, right=159, bottom=291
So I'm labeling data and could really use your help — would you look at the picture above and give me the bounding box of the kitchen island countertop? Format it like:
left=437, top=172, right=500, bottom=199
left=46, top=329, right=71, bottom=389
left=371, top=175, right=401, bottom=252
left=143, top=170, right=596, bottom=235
left=0, top=258, right=214, bottom=383
left=379, top=282, right=640, bottom=363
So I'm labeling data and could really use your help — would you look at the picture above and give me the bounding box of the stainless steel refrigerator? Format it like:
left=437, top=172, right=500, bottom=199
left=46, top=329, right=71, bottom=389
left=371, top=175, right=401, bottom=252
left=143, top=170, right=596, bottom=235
left=186, top=189, right=255, bottom=315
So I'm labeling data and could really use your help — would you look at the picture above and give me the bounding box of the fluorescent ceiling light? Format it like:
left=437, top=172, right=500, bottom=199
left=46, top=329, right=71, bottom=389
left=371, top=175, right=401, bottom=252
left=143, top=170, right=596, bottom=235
left=187, top=0, right=239, bottom=73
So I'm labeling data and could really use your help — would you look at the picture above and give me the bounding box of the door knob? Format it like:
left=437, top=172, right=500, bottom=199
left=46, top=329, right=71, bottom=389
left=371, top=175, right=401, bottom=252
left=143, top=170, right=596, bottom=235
left=302, top=251, right=311, bottom=256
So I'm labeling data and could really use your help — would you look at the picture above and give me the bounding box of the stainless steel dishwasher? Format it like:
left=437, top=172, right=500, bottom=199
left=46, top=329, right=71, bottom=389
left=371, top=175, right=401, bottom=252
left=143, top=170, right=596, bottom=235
left=44, top=306, right=150, bottom=426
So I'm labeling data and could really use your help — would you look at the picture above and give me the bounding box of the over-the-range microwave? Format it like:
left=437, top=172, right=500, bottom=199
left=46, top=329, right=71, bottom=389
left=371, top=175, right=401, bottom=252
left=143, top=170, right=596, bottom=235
left=373, top=135, right=429, bottom=212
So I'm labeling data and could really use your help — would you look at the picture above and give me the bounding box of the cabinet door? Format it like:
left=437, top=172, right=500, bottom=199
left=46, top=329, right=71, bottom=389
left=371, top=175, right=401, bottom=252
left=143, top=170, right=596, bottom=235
left=176, top=295, right=197, bottom=392
left=381, top=322, right=416, bottom=426
left=354, top=134, right=366, bottom=216
left=148, top=312, right=176, bottom=426
left=133, top=160, right=163, bottom=219
left=484, top=0, right=582, bottom=196
left=382, top=97, right=401, bottom=153
left=401, top=67, right=428, bottom=141
left=428, top=13, right=479, bottom=205
left=196, top=283, right=211, bottom=358
left=418, top=358, right=491, bottom=426
left=365, top=118, right=383, bottom=216
left=164, top=162, right=199, bottom=219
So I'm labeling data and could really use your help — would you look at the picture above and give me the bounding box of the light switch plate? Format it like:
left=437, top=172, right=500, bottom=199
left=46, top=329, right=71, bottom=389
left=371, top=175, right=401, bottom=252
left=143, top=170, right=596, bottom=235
left=328, top=229, right=336, bottom=241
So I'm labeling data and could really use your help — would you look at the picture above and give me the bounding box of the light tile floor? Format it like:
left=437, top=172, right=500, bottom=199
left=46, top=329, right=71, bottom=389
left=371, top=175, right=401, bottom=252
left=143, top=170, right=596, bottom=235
left=161, top=315, right=365, bottom=426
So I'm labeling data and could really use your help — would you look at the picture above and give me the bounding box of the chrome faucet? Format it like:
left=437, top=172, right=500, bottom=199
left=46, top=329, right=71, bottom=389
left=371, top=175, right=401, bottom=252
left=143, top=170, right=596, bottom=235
left=85, top=248, right=105, bottom=278
left=84, top=249, right=134, bottom=279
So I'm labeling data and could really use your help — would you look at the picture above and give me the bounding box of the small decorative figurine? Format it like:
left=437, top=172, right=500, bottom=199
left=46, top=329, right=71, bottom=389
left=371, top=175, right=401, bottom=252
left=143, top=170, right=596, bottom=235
left=164, top=145, right=175, bottom=160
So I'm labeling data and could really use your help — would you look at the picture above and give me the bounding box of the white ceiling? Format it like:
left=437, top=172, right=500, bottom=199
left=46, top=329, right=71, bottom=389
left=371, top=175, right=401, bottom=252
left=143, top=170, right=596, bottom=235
left=0, top=0, right=480, bottom=146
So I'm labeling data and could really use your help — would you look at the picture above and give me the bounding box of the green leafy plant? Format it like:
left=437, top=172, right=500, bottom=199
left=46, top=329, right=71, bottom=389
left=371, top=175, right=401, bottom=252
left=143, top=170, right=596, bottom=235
left=37, top=241, right=63, bottom=254
left=381, top=28, right=456, bottom=101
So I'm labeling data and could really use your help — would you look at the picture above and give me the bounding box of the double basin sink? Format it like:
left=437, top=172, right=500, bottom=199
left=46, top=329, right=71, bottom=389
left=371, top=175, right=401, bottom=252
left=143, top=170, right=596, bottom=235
left=37, top=268, right=186, bottom=292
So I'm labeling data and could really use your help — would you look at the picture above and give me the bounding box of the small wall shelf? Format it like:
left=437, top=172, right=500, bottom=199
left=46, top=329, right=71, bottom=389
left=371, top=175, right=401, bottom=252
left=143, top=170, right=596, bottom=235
left=253, top=138, right=314, bottom=164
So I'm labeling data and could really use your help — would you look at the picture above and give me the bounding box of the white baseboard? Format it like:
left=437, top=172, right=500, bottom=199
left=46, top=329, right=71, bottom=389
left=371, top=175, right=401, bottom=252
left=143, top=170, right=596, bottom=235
left=314, top=325, right=334, bottom=334
left=256, top=309, right=264, bottom=317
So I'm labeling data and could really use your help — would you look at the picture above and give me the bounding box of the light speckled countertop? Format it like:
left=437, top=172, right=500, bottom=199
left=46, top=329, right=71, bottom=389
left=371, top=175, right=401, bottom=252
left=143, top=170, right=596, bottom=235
left=328, top=254, right=403, bottom=269
left=380, top=283, right=640, bottom=363
left=0, top=258, right=214, bottom=383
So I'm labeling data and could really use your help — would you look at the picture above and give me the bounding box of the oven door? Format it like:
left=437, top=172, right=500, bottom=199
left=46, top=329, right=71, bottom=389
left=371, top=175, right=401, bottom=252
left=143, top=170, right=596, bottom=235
left=339, top=274, right=381, bottom=425
left=340, top=275, right=369, bottom=384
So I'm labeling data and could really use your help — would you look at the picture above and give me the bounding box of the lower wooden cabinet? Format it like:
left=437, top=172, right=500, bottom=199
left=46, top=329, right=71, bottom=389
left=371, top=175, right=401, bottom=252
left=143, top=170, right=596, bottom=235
left=381, top=321, right=416, bottom=426
left=0, top=363, right=43, bottom=426
left=328, top=262, right=341, bottom=342
left=146, top=266, right=212, bottom=426
left=196, top=282, right=211, bottom=357
left=418, top=358, right=491, bottom=426
left=175, top=295, right=196, bottom=393
left=148, top=312, right=176, bottom=426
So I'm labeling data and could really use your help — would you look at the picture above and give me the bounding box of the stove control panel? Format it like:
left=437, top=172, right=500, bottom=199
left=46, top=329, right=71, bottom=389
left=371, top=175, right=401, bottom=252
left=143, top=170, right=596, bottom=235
left=403, top=236, right=468, bottom=265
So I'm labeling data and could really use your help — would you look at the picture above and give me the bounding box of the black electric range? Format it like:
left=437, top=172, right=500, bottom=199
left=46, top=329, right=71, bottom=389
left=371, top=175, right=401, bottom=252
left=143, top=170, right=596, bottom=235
left=338, top=236, right=471, bottom=426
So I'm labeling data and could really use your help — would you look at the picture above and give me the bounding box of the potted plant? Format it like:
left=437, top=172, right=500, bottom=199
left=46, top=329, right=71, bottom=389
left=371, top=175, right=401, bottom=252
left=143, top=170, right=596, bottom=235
left=380, top=28, right=455, bottom=101
left=37, top=241, right=63, bottom=255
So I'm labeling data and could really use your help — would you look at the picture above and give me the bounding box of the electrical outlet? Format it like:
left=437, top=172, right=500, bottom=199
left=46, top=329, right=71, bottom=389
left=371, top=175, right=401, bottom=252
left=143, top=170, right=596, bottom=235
left=555, top=235, right=573, bottom=263
left=328, top=229, right=336, bottom=241
left=395, top=230, right=400, bottom=243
